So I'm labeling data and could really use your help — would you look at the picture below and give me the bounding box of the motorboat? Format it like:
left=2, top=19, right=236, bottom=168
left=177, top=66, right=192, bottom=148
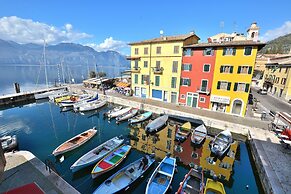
left=191, top=125, right=207, bottom=145
left=145, top=115, right=168, bottom=133
left=107, top=107, right=131, bottom=119
left=210, top=130, right=232, bottom=158
left=1, top=135, right=18, bottom=152
left=128, top=111, right=152, bottom=124
left=175, top=122, right=192, bottom=142
left=58, top=94, right=91, bottom=107
left=116, top=108, right=138, bottom=123
left=73, top=93, right=99, bottom=111
left=78, top=99, right=106, bottom=112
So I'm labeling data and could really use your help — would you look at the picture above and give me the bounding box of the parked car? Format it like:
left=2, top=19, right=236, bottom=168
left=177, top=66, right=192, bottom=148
left=257, top=89, right=267, bottom=95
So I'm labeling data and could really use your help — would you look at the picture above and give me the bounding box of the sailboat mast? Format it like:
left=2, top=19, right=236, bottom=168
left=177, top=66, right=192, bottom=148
left=43, top=40, right=48, bottom=88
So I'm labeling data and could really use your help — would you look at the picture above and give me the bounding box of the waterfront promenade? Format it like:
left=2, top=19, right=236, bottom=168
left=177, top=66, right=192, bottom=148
left=1, top=151, right=80, bottom=194
left=69, top=84, right=291, bottom=194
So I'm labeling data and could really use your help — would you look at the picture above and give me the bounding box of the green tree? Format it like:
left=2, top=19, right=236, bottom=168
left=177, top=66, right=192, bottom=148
left=89, top=71, right=96, bottom=78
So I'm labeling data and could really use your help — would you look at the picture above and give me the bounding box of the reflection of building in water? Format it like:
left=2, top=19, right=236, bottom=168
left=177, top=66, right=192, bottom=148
left=129, top=122, right=175, bottom=159
left=174, top=136, right=202, bottom=167
left=199, top=138, right=238, bottom=181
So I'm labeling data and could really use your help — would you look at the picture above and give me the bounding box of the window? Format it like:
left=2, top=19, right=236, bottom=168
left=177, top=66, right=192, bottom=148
left=279, top=68, right=282, bottom=73
left=220, top=65, right=233, bottom=73
left=156, top=61, right=161, bottom=68
left=183, top=48, right=192, bottom=56
left=134, top=74, right=138, bottom=84
left=281, top=78, right=286, bottom=85
left=181, top=94, right=185, bottom=99
left=223, top=47, right=236, bottom=56
left=134, top=48, right=139, bottom=55
left=203, top=64, right=210, bottom=72
left=285, top=68, right=288, bottom=74
left=217, top=81, right=231, bottom=91
left=201, top=80, right=208, bottom=91
left=200, top=97, right=205, bottom=103
left=244, top=46, right=252, bottom=56
left=167, top=128, right=172, bottom=138
left=174, top=46, right=179, bottom=54
left=238, top=66, right=252, bottom=74
left=203, top=48, right=214, bottom=56
left=234, top=83, right=250, bottom=92
left=171, top=77, right=177, bottom=88
left=171, top=92, right=177, bottom=103
left=275, top=77, right=280, bottom=84
left=182, top=64, right=192, bottom=71
left=172, top=61, right=178, bottom=73
left=144, top=47, right=148, bottom=55
left=181, top=78, right=191, bottom=86
left=166, top=140, right=171, bottom=150
left=141, top=75, right=149, bottom=85
left=134, top=60, right=138, bottom=68
left=156, top=46, right=161, bottom=54
left=144, top=61, right=148, bottom=68
left=155, top=76, right=160, bottom=86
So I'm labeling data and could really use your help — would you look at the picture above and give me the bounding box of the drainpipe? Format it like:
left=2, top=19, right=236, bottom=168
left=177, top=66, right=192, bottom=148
left=149, top=43, right=152, bottom=98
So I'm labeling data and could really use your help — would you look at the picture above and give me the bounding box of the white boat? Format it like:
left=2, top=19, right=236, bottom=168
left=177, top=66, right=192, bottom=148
left=58, top=94, right=91, bottom=107
left=129, top=111, right=152, bottom=124
left=52, top=128, right=97, bottom=156
left=73, top=94, right=99, bottom=111
left=116, top=108, right=138, bottom=123
left=108, top=107, right=131, bottom=119
left=70, top=136, right=124, bottom=172
left=210, top=130, right=233, bottom=158
left=1, top=135, right=18, bottom=152
left=78, top=100, right=107, bottom=112
left=145, top=115, right=168, bottom=133
left=191, top=124, right=207, bottom=145
left=34, top=89, right=66, bottom=100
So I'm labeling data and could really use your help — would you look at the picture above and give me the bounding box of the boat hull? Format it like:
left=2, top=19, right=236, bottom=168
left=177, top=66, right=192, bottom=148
left=129, top=112, right=152, bottom=124
left=145, top=115, right=168, bottom=133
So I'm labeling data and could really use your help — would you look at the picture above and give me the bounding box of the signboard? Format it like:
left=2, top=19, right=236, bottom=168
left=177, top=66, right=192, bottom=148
left=210, top=95, right=230, bottom=104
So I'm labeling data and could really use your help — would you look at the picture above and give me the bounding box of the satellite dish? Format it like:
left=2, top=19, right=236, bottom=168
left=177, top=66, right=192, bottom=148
left=160, top=30, right=164, bottom=35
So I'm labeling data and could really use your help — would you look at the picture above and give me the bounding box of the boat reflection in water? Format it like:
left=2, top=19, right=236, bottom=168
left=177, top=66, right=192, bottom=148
left=129, top=118, right=238, bottom=182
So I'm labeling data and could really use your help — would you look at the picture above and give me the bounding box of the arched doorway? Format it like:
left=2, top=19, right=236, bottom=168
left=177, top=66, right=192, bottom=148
left=231, top=99, right=243, bottom=115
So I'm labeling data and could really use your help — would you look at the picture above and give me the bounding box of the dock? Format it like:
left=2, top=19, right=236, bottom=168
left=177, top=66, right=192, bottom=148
left=0, top=86, right=67, bottom=107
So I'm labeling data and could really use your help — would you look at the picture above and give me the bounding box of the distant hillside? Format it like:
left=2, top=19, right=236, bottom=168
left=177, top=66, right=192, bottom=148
left=260, top=33, right=291, bottom=54
left=0, top=39, right=129, bottom=70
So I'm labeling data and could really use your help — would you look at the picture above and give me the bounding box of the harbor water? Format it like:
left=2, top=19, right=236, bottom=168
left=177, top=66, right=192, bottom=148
left=0, top=101, right=264, bottom=194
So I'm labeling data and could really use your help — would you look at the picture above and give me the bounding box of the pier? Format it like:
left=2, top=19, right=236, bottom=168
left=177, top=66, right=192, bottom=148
left=0, top=86, right=67, bottom=107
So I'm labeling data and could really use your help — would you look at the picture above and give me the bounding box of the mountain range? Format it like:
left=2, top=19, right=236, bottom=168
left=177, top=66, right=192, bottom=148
left=0, top=39, right=130, bottom=69
left=260, top=33, right=291, bottom=54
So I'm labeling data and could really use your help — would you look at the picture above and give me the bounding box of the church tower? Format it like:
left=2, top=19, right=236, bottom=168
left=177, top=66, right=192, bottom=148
left=247, top=22, right=260, bottom=42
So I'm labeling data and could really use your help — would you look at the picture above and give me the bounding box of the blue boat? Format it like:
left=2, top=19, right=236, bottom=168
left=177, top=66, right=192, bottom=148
left=128, top=111, right=152, bottom=124
left=145, top=155, right=176, bottom=194
left=93, top=154, right=155, bottom=194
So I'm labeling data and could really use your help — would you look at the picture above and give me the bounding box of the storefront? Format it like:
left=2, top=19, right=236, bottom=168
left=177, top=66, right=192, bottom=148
left=210, top=95, right=230, bottom=113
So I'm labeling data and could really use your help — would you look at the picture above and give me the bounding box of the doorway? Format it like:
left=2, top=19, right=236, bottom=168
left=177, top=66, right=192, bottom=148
left=231, top=99, right=243, bottom=115
left=186, top=93, right=198, bottom=108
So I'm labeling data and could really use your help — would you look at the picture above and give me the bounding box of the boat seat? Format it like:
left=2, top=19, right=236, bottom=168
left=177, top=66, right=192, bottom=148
left=113, top=152, right=123, bottom=157
left=125, top=168, right=136, bottom=180
left=104, top=159, right=114, bottom=165
left=158, top=170, right=171, bottom=177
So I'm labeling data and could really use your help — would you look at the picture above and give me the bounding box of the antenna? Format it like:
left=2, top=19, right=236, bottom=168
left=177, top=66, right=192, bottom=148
left=220, top=21, right=224, bottom=32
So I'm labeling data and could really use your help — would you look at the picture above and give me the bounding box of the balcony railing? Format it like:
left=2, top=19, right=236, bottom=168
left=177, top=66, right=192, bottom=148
left=197, top=87, right=211, bottom=95
left=131, top=67, right=141, bottom=73
left=152, top=67, right=164, bottom=74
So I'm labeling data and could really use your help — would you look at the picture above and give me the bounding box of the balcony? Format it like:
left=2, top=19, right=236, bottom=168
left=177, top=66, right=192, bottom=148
left=197, top=87, right=211, bottom=95
left=131, top=67, right=141, bottom=73
left=126, top=56, right=141, bottom=60
left=152, top=67, right=164, bottom=74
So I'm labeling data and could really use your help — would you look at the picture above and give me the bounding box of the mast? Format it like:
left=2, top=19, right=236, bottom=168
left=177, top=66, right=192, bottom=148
left=43, top=39, right=48, bottom=88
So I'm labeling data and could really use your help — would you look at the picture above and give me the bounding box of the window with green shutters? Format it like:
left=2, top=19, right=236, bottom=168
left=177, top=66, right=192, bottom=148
left=237, top=66, right=253, bottom=74
left=155, top=76, right=160, bottom=86
left=171, top=77, right=177, bottom=88
left=244, top=46, right=252, bottom=56
left=217, top=81, right=231, bottom=91
left=134, top=74, right=138, bottom=84
left=223, top=47, right=236, bottom=56
left=181, top=78, right=191, bottom=86
left=220, top=65, right=233, bottom=73
left=234, top=83, right=250, bottom=92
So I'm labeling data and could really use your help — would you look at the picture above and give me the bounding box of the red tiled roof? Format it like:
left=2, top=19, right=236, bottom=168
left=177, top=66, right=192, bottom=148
left=184, top=40, right=266, bottom=49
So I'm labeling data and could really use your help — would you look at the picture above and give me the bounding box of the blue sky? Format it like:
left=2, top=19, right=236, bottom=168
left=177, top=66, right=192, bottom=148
left=0, top=0, right=290, bottom=54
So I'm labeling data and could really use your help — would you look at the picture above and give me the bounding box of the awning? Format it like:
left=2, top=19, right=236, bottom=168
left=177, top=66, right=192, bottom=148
left=116, top=82, right=130, bottom=88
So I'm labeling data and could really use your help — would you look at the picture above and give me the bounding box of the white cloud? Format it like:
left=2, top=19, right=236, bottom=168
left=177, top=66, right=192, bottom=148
left=85, top=37, right=128, bottom=52
left=0, top=16, right=92, bottom=44
left=261, top=21, right=291, bottom=41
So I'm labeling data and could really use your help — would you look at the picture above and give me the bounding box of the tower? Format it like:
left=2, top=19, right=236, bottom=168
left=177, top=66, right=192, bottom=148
left=247, top=22, right=260, bottom=42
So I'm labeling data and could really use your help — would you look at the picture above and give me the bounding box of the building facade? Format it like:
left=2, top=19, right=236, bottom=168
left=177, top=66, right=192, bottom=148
left=263, top=55, right=291, bottom=101
left=179, top=47, right=216, bottom=109
left=128, top=33, right=200, bottom=103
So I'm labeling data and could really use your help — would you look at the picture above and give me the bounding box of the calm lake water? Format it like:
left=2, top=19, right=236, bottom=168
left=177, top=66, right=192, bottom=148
left=0, top=65, right=127, bottom=95
left=0, top=101, right=264, bottom=194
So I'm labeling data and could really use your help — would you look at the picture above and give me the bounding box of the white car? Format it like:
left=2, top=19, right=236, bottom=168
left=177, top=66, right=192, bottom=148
left=257, top=89, right=267, bottom=95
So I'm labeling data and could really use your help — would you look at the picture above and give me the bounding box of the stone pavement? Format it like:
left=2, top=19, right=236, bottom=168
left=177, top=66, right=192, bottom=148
left=0, top=151, right=79, bottom=194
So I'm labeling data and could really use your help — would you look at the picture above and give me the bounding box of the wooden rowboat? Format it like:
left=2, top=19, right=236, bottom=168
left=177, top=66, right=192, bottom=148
left=91, top=144, right=131, bottom=179
left=70, top=136, right=124, bottom=173
left=128, top=111, right=152, bottom=124
left=145, top=155, right=176, bottom=194
left=204, top=178, right=226, bottom=194
left=93, top=154, right=155, bottom=193
left=191, top=125, right=207, bottom=145
left=52, top=128, right=97, bottom=156
left=175, top=122, right=192, bottom=142
left=176, top=168, right=204, bottom=194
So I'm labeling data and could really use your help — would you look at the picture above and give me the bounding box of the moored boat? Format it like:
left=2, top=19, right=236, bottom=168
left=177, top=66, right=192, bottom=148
left=204, top=178, right=226, bottom=194
left=176, top=168, right=204, bottom=194
left=70, top=136, right=124, bottom=172
left=128, top=111, right=152, bottom=124
left=52, top=128, right=97, bottom=156
left=73, top=93, right=99, bottom=111
left=49, top=91, right=71, bottom=102
left=104, top=106, right=123, bottom=117
left=191, top=125, right=207, bottom=145
left=116, top=108, right=138, bottom=123
left=93, top=154, right=155, bottom=193
left=91, top=144, right=131, bottom=179
left=1, top=135, right=18, bottom=152
left=108, top=107, right=131, bottom=119
left=175, top=122, right=192, bottom=142
left=145, top=115, right=168, bottom=133
left=78, top=99, right=106, bottom=112
left=58, top=94, right=91, bottom=107
left=34, top=89, right=66, bottom=100
left=210, top=130, right=232, bottom=158
left=145, top=155, right=176, bottom=194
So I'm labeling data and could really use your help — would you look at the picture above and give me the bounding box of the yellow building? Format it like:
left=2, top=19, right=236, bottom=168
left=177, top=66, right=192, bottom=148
left=128, top=33, right=200, bottom=103
left=263, top=55, right=291, bottom=101
left=205, top=41, right=265, bottom=116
